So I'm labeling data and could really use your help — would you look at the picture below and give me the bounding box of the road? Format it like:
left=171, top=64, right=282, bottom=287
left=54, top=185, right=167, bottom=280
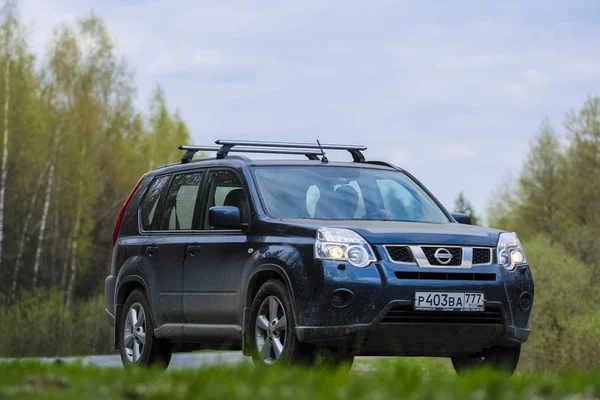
left=9, top=352, right=247, bottom=370
left=5, top=352, right=374, bottom=372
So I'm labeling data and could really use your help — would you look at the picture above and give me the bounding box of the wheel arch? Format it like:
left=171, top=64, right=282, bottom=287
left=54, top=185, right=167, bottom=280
left=242, top=263, right=298, bottom=355
left=114, top=276, right=151, bottom=350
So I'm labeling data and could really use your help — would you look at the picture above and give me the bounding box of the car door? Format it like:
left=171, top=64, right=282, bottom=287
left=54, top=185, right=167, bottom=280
left=147, top=170, right=205, bottom=329
left=137, top=174, right=185, bottom=329
left=183, top=169, right=249, bottom=328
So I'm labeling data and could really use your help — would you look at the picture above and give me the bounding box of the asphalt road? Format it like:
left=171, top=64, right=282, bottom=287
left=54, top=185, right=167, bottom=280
left=9, top=352, right=247, bottom=370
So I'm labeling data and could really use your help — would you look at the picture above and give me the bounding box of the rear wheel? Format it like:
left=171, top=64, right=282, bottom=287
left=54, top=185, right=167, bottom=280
left=451, top=345, right=521, bottom=375
left=118, top=289, right=172, bottom=368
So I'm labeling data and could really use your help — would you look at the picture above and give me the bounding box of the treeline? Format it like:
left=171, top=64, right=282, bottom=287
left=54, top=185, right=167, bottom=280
left=488, top=97, right=600, bottom=370
left=0, top=2, right=189, bottom=310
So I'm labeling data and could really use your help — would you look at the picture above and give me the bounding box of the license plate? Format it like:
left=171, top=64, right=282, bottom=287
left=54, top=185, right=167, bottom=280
left=414, top=292, right=485, bottom=312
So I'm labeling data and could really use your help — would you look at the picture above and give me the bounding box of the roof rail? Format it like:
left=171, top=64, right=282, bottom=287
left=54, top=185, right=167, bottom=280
left=363, top=160, right=404, bottom=171
left=178, top=140, right=367, bottom=163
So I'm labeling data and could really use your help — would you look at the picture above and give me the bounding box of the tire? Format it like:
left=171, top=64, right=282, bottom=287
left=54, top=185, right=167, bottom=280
left=451, top=345, right=521, bottom=375
left=118, top=289, right=172, bottom=368
left=314, top=347, right=355, bottom=372
left=248, top=279, right=313, bottom=366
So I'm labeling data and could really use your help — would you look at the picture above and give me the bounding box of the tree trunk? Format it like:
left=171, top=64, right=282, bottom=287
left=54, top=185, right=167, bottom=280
left=65, top=205, right=80, bottom=309
left=62, top=237, right=70, bottom=290
left=31, top=125, right=61, bottom=288
left=11, top=160, right=49, bottom=299
left=149, top=132, right=156, bottom=171
left=0, top=53, right=9, bottom=269
left=50, top=193, right=60, bottom=286
left=31, top=162, right=54, bottom=287
left=65, top=145, right=86, bottom=308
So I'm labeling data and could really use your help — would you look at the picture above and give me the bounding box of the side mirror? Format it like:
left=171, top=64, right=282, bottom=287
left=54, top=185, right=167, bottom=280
left=209, top=206, right=244, bottom=229
left=452, top=213, right=472, bottom=225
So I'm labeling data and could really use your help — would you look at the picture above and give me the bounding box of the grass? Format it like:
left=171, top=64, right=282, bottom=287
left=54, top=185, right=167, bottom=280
left=0, top=357, right=599, bottom=399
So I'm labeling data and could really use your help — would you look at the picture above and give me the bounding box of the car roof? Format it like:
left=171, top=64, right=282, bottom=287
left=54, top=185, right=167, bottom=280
left=147, top=157, right=399, bottom=177
left=247, top=159, right=396, bottom=169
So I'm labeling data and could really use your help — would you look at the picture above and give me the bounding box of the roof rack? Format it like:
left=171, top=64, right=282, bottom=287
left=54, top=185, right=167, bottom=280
left=178, top=140, right=367, bottom=164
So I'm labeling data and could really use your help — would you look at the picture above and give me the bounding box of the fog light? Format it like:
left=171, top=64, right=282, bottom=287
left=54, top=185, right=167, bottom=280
left=519, top=292, right=532, bottom=310
left=330, top=289, right=354, bottom=308
left=331, top=293, right=344, bottom=307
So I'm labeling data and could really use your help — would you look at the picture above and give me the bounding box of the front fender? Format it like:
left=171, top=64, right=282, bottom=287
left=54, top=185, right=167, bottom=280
left=241, top=243, right=321, bottom=329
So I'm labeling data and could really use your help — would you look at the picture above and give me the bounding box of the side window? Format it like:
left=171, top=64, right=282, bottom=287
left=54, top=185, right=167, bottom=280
left=204, top=170, right=248, bottom=230
left=161, top=172, right=203, bottom=231
left=376, top=179, right=424, bottom=221
left=140, top=175, right=170, bottom=231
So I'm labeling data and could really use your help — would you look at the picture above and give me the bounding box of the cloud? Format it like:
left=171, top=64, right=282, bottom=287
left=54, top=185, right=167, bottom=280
left=17, top=0, right=600, bottom=214
left=435, top=144, right=477, bottom=161
left=148, top=53, right=179, bottom=74
left=191, top=50, right=222, bottom=67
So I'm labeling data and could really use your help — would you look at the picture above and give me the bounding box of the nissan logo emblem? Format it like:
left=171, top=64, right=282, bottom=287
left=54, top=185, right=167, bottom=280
left=434, top=248, right=453, bottom=264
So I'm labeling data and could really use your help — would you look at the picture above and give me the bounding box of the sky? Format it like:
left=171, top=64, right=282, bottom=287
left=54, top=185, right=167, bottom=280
left=19, top=0, right=600, bottom=220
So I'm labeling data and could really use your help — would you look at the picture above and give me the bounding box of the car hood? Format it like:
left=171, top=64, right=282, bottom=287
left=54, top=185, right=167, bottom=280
left=281, top=219, right=502, bottom=246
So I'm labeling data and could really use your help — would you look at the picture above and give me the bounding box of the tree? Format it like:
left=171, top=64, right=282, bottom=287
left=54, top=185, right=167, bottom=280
left=453, top=192, right=479, bottom=225
left=487, top=98, right=600, bottom=369
left=562, top=97, right=600, bottom=274
left=0, top=0, right=15, bottom=274
left=515, top=119, right=564, bottom=241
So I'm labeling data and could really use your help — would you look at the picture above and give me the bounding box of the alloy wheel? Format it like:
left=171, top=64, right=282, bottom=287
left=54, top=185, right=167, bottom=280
left=255, top=295, right=287, bottom=364
left=123, top=302, right=146, bottom=363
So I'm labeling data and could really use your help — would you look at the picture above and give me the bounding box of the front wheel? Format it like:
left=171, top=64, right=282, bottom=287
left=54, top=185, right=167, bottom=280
left=248, top=279, right=313, bottom=366
left=451, top=345, right=521, bottom=375
left=314, top=347, right=355, bottom=372
left=118, top=289, right=172, bottom=368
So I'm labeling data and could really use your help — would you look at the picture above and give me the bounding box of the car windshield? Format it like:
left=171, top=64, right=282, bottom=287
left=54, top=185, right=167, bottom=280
left=253, top=166, right=450, bottom=223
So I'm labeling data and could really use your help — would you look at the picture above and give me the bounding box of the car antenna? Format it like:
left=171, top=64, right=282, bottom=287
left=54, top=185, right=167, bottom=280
left=316, top=140, right=329, bottom=163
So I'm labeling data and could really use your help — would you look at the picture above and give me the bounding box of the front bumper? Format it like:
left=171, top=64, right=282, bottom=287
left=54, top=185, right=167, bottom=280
left=293, top=251, right=533, bottom=357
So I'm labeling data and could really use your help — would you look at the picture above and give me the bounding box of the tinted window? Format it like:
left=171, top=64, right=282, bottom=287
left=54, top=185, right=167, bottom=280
left=306, top=181, right=366, bottom=219
left=161, top=172, right=203, bottom=230
left=204, top=170, right=248, bottom=229
left=254, top=166, right=449, bottom=223
left=376, top=179, right=424, bottom=221
left=140, top=175, right=170, bottom=231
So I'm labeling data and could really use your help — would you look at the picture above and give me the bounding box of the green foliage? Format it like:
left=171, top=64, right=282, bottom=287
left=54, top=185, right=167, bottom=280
left=0, top=4, right=190, bottom=302
left=488, top=97, right=600, bottom=371
left=0, top=290, right=112, bottom=357
left=452, top=192, right=479, bottom=225
left=1, top=360, right=600, bottom=399
left=518, top=236, right=600, bottom=370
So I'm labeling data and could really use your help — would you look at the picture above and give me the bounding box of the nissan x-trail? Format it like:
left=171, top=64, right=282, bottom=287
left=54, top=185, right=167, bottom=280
left=105, top=140, right=533, bottom=373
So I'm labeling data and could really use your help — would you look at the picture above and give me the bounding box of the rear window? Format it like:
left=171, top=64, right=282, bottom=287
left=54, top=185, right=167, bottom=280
left=253, top=166, right=449, bottom=223
left=140, top=175, right=170, bottom=231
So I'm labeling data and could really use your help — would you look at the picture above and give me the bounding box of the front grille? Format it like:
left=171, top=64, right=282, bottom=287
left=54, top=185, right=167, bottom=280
left=386, top=246, right=414, bottom=263
left=473, top=248, right=492, bottom=265
left=381, top=305, right=504, bottom=325
left=422, top=247, right=462, bottom=266
left=394, top=271, right=496, bottom=281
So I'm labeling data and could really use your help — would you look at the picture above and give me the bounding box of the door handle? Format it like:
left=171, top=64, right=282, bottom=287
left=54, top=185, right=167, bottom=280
left=186, top=245, right=202, bottom=257
left=146, top=246, right=159, bottom=257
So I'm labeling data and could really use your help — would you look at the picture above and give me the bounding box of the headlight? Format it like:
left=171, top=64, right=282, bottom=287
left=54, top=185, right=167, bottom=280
left=496, top=232, right=526, bottom=271
left=315, top=228, right=376, bottom=268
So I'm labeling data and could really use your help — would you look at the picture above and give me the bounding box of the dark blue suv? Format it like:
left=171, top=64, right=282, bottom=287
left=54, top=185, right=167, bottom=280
left=105, top=140, right=533, bottom=373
